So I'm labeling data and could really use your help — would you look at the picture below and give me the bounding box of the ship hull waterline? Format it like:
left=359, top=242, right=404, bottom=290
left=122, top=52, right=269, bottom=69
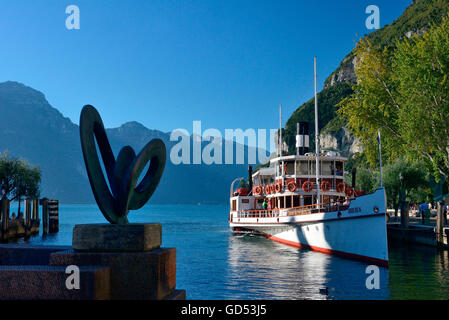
left=229, top=190, right=389, bottom=268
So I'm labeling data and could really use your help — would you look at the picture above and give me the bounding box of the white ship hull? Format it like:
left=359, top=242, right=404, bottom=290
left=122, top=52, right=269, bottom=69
left=229, top=188, right=389, bottom=267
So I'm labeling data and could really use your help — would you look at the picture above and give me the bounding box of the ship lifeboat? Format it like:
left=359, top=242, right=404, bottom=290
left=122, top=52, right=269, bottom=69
left=320, top=180, right=331, bottom=192
left=302, top=181, right=313, bottom=192
left=287, top=181, right=297, bottom=192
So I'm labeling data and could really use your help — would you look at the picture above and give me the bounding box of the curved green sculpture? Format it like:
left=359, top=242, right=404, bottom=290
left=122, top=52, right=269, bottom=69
left=79, top=105, right=166, bottom=224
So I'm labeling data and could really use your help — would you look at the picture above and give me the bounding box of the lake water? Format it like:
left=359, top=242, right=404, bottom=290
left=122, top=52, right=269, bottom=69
left=10, top=204, right=449, bottom=300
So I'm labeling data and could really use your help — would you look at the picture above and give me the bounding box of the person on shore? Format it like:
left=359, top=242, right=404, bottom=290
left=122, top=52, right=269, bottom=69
left=419, top=202, right=429, bottom=225
left=10, top=212, right=16, bottom=220
left=444, top=203, right=448, bottom=225
left=17, top=211, right=24, bottom=220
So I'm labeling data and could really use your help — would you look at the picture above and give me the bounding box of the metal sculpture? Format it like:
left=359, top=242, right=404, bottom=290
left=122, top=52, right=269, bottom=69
left=79, top=105, right=166, bottom=224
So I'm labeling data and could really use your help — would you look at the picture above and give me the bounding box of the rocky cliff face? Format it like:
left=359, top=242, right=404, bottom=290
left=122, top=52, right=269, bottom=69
left=320, top=127, right=362, bottom=158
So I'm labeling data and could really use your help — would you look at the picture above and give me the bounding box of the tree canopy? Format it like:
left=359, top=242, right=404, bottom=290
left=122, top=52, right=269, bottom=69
left=338, top=15, right=449, bottom=183
left=0, top=152, right=41, bottom=200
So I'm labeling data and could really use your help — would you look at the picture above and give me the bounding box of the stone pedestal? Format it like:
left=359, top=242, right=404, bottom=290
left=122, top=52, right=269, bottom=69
left=72, top=223, right=162, bottom=252
left=0, top=265, right=110, bottom=300
left=50, top=223, right=184, bottom=300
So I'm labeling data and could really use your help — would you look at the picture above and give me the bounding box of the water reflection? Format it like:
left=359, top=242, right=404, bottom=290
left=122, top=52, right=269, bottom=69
left=225, top=233, right=390, bottom=300
left=388, top=242, right=449, bottom=299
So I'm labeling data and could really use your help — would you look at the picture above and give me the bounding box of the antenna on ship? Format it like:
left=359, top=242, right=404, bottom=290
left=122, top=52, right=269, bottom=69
left=314, top=57, right=321, bottom=206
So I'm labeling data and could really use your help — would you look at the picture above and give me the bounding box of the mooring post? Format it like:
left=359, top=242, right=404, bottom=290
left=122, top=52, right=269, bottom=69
left=25, top=198, right=32, bottom=232
left=1, top=197, right=10, bottom=241
left=437, top=201, right=444, bottom=247
left=32, top=199, right=38, bottom=220
left=40, top=198, right=48, bottom=235
left=48, top=199, right=59, bottom=233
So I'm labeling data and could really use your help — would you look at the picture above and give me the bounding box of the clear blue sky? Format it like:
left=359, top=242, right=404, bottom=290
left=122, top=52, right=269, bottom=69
left=0, top=0, right=410, bottom=134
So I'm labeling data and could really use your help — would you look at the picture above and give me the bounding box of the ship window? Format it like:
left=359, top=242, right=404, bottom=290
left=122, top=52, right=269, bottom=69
left=285, top=162, right=294, bottom=176
left=242, top=199, right=249, bottom=204
left=296, top=161, right=308, bottom=175
left=335, top=162, right=343, bottom=176
left=286, top=196, right=292, bottom=208
left=293, top=196, right=300, bottom=207
left=304, top=196, right=312, bottom=206
left=280, top=197, right=284, bottom=209
left=321, top=161, right=333, bottom=175
left=310, top=162, right=316, bottom=175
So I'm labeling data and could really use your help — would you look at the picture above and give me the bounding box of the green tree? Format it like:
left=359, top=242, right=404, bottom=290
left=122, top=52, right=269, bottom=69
left=383, top=158, right=428, bottom=216
left=0, top=153, right=41, bottom=214
left=338, top=15, right=449, bottom=183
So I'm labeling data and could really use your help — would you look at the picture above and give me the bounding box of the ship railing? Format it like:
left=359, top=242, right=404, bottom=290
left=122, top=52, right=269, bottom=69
left=236, top=202, right=350, bottom=219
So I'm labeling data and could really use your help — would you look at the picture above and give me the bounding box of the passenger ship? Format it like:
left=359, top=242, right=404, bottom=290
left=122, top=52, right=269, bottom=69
left=228, top=58, right=389, bottom=267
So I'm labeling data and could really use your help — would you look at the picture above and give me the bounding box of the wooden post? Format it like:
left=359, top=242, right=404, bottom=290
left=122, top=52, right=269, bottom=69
left=41, top=198, right=48, bottom=235
left=48, top=200, right=59, bottom=233
left=1, top=197, right=10, bottom=241
left=437, top=201, right=444, bottom=247
left=32, top=199, right=38, bottom=220
left=25, top=198, right=32, bottom=231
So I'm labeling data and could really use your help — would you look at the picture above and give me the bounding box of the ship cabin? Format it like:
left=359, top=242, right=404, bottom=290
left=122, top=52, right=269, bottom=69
left=230, top=152, right=357, bottom=215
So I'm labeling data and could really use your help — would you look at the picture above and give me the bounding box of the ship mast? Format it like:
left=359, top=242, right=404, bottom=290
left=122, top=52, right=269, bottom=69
left=314, top=57, right=321, bottom=205
left=279, top=104, right=282, bottom=157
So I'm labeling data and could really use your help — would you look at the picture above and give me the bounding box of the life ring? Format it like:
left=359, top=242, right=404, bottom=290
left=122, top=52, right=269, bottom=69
left=254, top=186, right=263, bottom=196
left=302, top=181, right=313, bottom=193
left=265, top=185, right=271, bottom=194
left=275, top=183, right=282, bottom=193
left=287, top=181, right=297, bottom=192
left=321, top=181, right=330, bottom=192
left=270, top=184, right=275, bottom=194
left=346, top=187, right=354, bottom=197
left=336, top=182, right=345, bottom=193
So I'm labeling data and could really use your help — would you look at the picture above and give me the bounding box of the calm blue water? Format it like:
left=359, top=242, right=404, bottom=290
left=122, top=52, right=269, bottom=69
left=10, top=204, right=449, bottom=300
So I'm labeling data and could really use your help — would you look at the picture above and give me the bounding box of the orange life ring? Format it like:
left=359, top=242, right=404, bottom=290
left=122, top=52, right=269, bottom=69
left=265, top=185, right=270, bottom=194
left=254, top=186, right=263, bottom=196
left=287, top=181, right=297, bottom=192
left=302, top=181, right=313, bottom=193
left=275, top=183, right=282, bottom=193
left=269, top=184, right=274, bottom=194
left=321, top=181, right=330, bottom=192
left=346, top=186, right=354, bottom=197
left=336, top=182, right=345, bottom=193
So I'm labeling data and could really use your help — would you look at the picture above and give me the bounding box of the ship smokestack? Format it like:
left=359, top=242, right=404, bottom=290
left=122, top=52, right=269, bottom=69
left=296, top=122, right=310, bottom=156
left=248, top=166, right=253, bottom=193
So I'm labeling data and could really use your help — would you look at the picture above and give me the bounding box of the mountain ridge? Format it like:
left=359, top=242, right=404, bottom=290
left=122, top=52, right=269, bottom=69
left=0, top=81, right=260, bottom=204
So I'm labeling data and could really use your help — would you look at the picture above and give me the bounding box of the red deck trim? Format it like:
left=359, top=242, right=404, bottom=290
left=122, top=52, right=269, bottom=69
left=264, top=233, right=389, bottom=268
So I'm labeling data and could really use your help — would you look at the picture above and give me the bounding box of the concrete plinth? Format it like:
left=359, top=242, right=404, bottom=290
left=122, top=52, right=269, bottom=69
left=72, top=223, right=161, bottom=252
left=0, top=265, right=110, bottom=300
left=50, top=247, right=178, bottom=300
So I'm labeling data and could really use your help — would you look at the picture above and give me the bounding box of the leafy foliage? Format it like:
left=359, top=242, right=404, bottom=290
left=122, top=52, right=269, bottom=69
left=0, top=152, right=41, bottom=201
left=338, top=15, right=449, bottom=182
left=383, top=158, right=429, bottom=213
